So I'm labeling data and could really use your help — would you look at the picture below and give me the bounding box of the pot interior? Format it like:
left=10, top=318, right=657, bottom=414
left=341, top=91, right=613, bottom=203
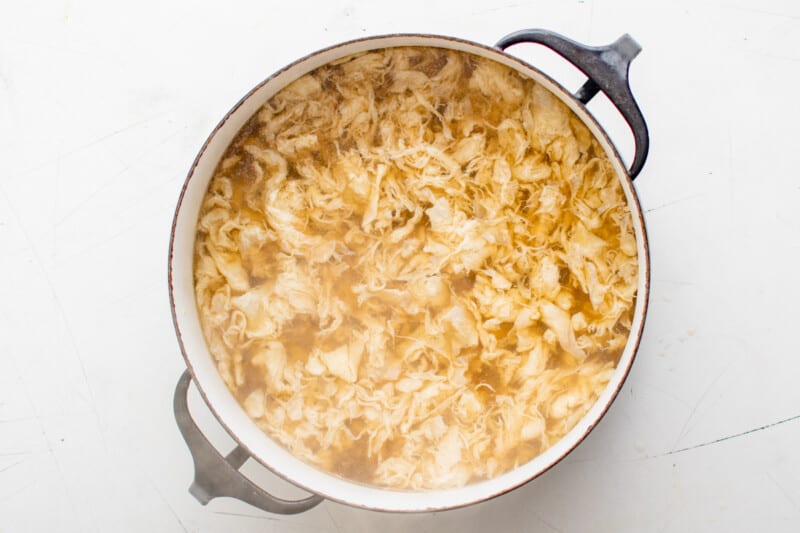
left=169, top=33, right=649, bottom=511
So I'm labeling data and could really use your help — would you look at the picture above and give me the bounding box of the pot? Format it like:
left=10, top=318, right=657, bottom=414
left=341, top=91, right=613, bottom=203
left=168, top=28, right=650, bottom=514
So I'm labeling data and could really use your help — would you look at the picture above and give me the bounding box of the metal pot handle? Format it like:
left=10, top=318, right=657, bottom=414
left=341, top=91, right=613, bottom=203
left=495, top=29, right=650, bottom=179
left=173, top=370, right=324, bottom=514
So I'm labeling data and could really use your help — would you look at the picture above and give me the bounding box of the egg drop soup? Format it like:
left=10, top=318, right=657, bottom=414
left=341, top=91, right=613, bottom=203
left=193, top=46, right=638, bottom=490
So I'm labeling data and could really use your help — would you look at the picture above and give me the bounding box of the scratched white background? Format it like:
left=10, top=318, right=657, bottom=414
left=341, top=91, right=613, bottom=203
left=1, top=0, right=799, bottom=531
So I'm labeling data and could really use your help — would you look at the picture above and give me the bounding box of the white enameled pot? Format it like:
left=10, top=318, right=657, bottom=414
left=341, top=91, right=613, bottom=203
left=169, top=30, right=650, bottom=514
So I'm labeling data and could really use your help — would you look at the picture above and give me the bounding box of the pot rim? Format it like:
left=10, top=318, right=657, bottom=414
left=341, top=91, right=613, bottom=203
left=168, top=32, right=650, bottom=512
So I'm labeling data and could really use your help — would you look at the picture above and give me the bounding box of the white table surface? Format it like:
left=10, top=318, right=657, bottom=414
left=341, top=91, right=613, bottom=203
left=2, top=0, right=799, bottom=531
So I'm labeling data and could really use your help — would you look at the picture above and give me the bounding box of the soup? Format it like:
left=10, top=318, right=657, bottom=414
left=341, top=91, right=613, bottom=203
left=193, top=46, right=638, bottom=490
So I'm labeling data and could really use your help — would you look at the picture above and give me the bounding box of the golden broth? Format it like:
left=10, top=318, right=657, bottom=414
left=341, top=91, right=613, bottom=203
left=193, top=46, right=637, bottom=490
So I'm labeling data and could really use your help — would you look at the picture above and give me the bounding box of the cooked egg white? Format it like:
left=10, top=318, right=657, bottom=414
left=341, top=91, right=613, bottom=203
left=193, top=46, right=638, bottom=490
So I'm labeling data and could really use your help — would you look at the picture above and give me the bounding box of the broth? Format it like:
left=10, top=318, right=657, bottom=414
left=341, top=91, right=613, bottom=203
left=193, top=46, right=638, bottom=490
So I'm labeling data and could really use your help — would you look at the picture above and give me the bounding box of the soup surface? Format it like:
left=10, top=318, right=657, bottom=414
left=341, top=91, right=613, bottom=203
left=193, top=46, right=638, bottom=490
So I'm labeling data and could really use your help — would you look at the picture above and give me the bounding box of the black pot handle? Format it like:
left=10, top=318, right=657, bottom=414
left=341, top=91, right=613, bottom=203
left=495, top=29, right=649, bottom=179
left=173, top=369, right=324, bottom=514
